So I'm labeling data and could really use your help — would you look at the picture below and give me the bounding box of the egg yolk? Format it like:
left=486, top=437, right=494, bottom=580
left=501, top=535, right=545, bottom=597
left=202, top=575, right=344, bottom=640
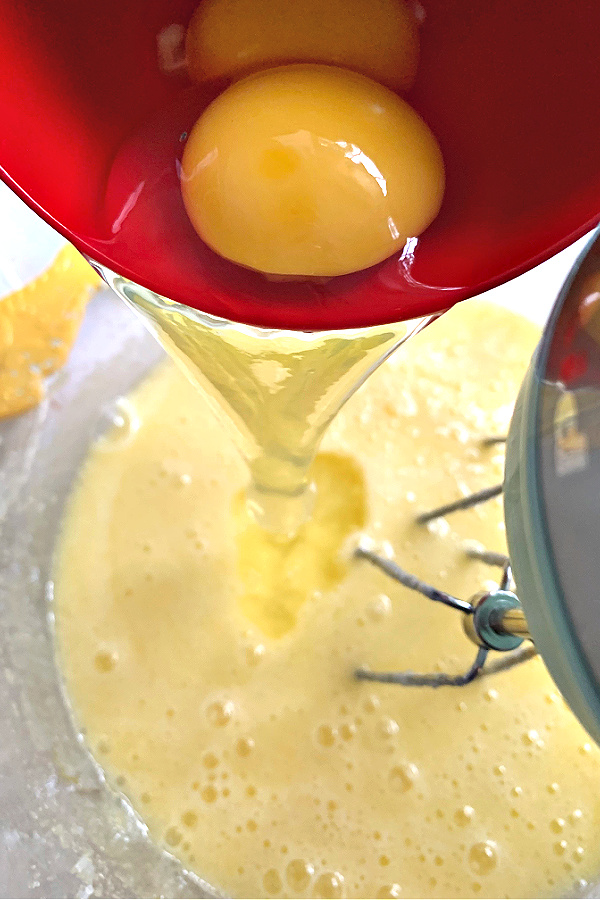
left=185, top=0, right=419, bottom=92
left=180, top=65, right=444, bottom=279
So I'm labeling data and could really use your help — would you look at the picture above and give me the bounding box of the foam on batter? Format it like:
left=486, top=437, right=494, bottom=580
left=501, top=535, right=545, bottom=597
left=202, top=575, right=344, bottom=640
left=54, top=301, right=600, bottom=898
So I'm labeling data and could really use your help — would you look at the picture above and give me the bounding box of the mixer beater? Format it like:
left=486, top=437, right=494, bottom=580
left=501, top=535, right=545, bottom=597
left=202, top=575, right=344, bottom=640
left=355, top=444, right=538, bottom=688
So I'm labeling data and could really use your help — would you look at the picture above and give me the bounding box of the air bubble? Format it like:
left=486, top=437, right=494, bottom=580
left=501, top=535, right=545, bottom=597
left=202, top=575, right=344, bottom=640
left=201, top=785, right=218, bottom=803
left=376, top=885, right=401, bottom=898
left=484, top=688, right=499, bottom=701
left=202, top=752, right=219, bottom=768
left=573, top=846, right=585, bottom=861
left=263, top=868, right=282, bottom=895
left=379, top=855, right=390, bottom=867
left=468, top=841, right=498, bottom=876
left=316, top=725, right=337, bottom=748
left=547, top=782, right=560, bottom=795
left=426, top=516, right=449, bottom=537
left=286, top=859, right=314, bottom=892
left=237, top=737, right=255, bottom=757
left=97, top=738, right=110, bottom=755
left=98, top=398, right=140, bottom=449
left=165, top=826, right=182, bottom=847
left=206, top=699, right=235, bottom=727
left=550, top=817, right=565, bottom=833
left=389, top=763, right=419, bottom=793
left=554, top=840, right=568, bottom=856
left=312, top=871, right=344, bottom=899
left=579, top=743, right=592, bottom=755
left=379, top=717, right=399, bottom=738
left=181, top=810, right=198, bottom=828
left=522, top=729, right=540, bottom=746
left=340, top=723, right=356, bottom=741
left=94, top=647, right=118, bottom=673
left=569, top=809, right=583, bottom=824
left=363, top=695, right=380, bottom=714
left=247, top=819, right=258, bottom=832
left=246, top=644, right=266, bottom=666
left=368, top=594, right=392, bottom=620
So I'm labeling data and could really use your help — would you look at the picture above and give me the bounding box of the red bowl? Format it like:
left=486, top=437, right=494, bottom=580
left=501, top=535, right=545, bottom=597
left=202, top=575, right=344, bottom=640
left=0, top=0, right=599, bottom=330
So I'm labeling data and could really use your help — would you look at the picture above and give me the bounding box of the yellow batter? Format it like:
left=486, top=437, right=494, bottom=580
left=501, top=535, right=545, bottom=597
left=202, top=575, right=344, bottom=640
left=54, top=301, right=600, bottom=898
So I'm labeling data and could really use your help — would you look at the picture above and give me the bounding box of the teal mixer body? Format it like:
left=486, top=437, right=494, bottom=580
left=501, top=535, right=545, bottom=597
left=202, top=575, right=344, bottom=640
left=506, top=227, right=600, bottom=745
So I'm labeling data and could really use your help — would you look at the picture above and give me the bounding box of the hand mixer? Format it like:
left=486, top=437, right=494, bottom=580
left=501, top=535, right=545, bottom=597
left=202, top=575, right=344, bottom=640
left=2, top=1, right=600, bottom=750
left=355, top=227, right=600, bottom=748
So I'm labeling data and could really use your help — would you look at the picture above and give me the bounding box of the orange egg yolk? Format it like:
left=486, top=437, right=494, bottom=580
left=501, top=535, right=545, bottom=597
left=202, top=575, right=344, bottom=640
left=185, top=0, right=419, bottom=92
left=180, top=65, right=444, bottom=279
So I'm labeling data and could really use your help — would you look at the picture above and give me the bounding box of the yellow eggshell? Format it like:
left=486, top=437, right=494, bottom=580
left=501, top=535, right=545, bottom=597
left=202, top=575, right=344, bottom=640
left=0, top=245, right=100, bottom=417
left=180, top=65, right=444, bottom=278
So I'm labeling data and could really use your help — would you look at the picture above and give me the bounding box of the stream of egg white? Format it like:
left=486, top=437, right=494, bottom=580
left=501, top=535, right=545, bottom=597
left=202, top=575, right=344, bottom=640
left=106, top=273, right=427, bottom=536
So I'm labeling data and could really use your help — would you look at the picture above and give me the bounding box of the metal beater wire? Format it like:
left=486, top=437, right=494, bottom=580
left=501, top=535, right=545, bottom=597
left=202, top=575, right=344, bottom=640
left=465, top=546, right=510, bottom=568
left=356, top=646, right=489, bottom=688
left=355, top=545, right=472, bottom=614
left=416, top=484, right=503, bottom=524
left=356, top=644, right=538, bottom=688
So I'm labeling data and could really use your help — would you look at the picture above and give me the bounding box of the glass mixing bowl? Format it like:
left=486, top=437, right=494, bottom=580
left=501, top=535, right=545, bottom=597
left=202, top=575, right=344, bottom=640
left=0, top=181, right=593, bottom=898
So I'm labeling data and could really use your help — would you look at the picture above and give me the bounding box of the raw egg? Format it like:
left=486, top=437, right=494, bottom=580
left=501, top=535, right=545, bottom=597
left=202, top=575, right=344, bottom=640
left=180, top=64, right=445, bottom=278
left=185, top=0, right=419, bottom=92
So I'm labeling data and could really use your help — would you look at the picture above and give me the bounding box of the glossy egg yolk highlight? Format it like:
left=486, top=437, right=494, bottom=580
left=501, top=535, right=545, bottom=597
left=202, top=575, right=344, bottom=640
left=185, top=0, right=419, bottom=92
left=180, top=65, right=445, bottom=279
